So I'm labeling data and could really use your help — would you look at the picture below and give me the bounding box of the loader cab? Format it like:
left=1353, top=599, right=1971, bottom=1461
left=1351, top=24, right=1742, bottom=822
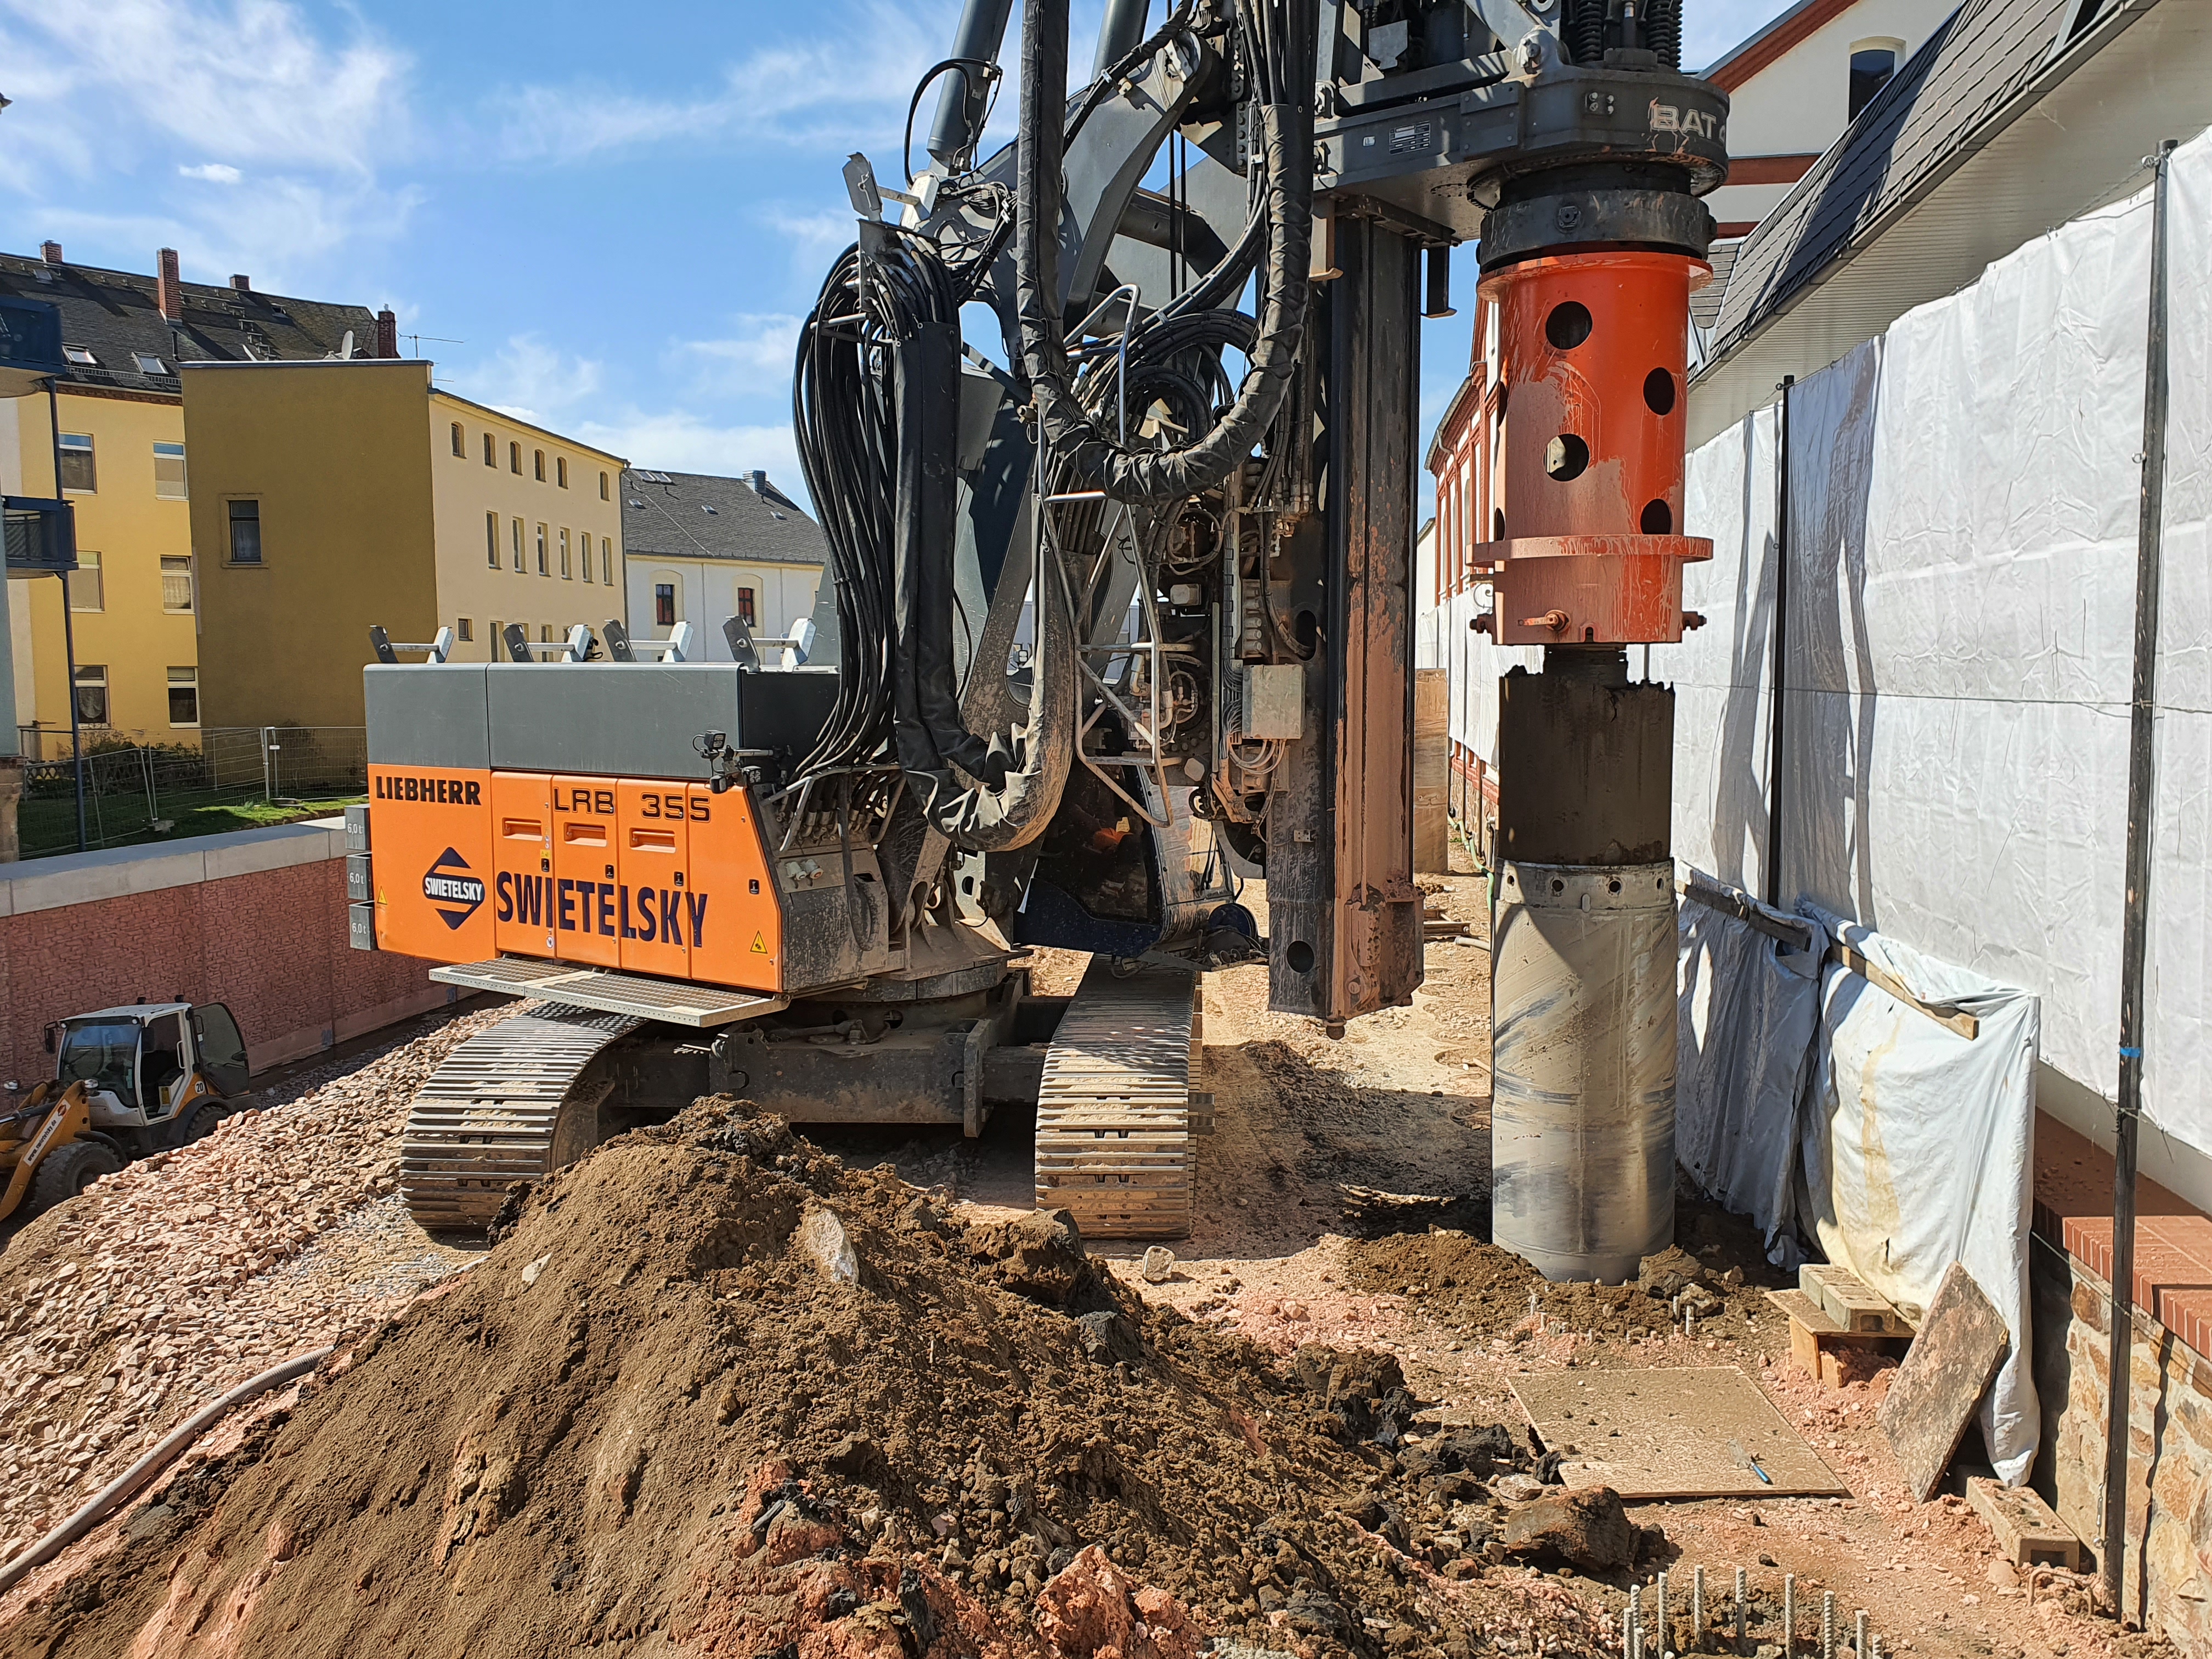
left=49, top=1002, right=250, bottom=1128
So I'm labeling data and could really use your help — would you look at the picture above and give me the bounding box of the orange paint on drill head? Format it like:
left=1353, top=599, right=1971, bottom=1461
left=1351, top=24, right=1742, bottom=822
left=1478, top=250, right=1715, bottom=646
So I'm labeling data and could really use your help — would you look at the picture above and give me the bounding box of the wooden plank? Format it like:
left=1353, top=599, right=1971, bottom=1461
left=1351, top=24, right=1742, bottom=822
left=1966, top=1476, right=2084, bottom=1571
left=1513, top=1368, right=1847, bottom=1499
left=1802, top=1263, right=1916, bottom=1335
left=1678, top=877, right=1816, bottom=949
left=1878, top=1262, right=2010, bottom=1501
left=1830, top=944, right=1979, bottom=1040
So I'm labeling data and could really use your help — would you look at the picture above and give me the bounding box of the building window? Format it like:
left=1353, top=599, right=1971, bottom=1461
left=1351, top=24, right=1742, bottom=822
left=161, top=555, right=193, bottom=612
left=655, top=583, right=676, bottom=627
left=540, top=624, right=554, bottom=643
left=457, top=618, right=474, bottom=641
left=451, top=421, right=465, bottom=456
left=510, top=441, right=522, bottom=474
left=62, top=345, right=97, bottom=367
left=560, top=528, right=572, bottom=578
left=511, top=517, right=523, bottom=571
left=602, top=540, right=612, bottom=585
left=58, top=433, right=95, bottom=493
left=484, top=432, right=495, bottom=466
left=1848, top=44, right=1898, bottom=117
left=536, top=524, right=548, bottom=575
left=167, top=667, right=199, bottom=727
left=491, top=620, right=504, bottom=656
left=737, top=586, right=757, bottom=627
left=556, top=457, right=568, bottom=489
left=153, top=441, right=188, bottom=500
left=534, top=449, right=546, bottom=482
left=486, top=510, right=500, bottom=568
left=68, top=551, right=103, bottom=611
left=599, top=471, right=609, bottom=500
left=228, top=499, right=262, bottom=564
left=134, top=352, right=167, bottom=375
left=74, top=665, right=108, bottom=725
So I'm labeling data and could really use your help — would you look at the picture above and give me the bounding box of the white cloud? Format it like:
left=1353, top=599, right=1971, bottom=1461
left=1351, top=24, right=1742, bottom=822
left=470, top=334, right=605, bottom=426
left=575, top=412, right=804, bottom=497
left=0, top=0, right=415, bottom=288
left=682, top=314, right=804, bottom=387
left=487, top=0, right=951, bottom=165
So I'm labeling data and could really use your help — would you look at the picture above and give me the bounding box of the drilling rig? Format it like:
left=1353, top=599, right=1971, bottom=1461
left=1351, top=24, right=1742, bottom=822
left=348, top=0, right=1725, bottom=1277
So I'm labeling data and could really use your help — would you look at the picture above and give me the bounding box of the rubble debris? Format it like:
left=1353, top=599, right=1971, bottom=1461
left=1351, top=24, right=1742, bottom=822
left=1499, top=1486, right=1636, bottom=1573
left=1, top=1099, right=1618, bottom=1657
left=0, top=1006, right=509, bottom=1565
left=1141, top=1246, right=1176, bottom=1284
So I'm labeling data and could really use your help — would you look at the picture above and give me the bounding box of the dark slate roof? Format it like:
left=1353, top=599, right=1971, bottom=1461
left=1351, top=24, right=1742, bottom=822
left=1701, top=0, right=2122, bottom=364
left=0, top=252, right=377, bottom=397
left=620, top=469, right=827, bottom=566
left=1689, top=240, right=1740, bottom=331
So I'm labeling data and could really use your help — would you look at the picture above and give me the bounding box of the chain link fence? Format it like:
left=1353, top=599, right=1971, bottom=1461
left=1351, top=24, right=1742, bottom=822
left=21, top=727, right=368, bottom=858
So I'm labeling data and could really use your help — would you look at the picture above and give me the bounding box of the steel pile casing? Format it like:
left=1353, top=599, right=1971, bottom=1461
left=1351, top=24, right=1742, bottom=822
left=1490, top=859, right=1676, bottom=1282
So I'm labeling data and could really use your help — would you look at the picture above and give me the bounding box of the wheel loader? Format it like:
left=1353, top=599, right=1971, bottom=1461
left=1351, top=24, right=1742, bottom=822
left=0, top=1001, right=254, bottom=1221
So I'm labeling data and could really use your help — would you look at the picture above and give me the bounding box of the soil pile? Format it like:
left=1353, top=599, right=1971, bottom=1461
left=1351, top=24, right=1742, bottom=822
left=0, top=1008, right=504, bottom=1560
left=1340, top=1232, right=1771, bottom=1346
left=3, top=1101, right=1628, bottom=1659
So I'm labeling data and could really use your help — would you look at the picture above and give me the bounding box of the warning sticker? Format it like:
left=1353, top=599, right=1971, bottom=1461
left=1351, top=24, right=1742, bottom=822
left=751, top=932, right=769, bottom=955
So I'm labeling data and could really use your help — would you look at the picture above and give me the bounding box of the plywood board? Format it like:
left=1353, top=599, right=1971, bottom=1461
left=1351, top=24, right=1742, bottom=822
left=1511, top=1368, right=1847, bottom=1500
left=1878, top=1262, right=2009, bottom=1502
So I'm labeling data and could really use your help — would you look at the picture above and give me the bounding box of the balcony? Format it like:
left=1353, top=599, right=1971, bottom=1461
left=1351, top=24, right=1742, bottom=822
left=0, top=295, right=66, bottom=398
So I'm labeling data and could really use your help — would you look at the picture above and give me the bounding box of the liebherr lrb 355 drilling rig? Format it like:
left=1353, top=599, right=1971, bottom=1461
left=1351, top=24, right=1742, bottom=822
left=349, top=0, right=1726, bottom=1276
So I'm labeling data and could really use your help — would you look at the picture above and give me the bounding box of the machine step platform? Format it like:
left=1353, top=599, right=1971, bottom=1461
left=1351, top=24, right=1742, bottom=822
left=430, top=957, right=787, bottom=1028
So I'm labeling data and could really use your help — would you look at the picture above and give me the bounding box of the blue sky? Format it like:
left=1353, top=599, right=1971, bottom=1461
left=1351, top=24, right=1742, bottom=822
left=0, top=0, right=1792, bottom=510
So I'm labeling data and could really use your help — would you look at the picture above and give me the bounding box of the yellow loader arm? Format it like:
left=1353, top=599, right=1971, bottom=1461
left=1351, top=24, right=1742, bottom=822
left=0, top=1082, right=91, bottom=1223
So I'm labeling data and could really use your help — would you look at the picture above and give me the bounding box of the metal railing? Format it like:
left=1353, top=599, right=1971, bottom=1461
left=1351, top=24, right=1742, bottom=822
left=19, top=726, right=368, bottom=857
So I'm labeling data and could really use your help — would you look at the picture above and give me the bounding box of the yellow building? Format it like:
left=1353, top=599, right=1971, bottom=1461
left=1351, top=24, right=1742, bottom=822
left=186, top=359, right=628, bottom=730
left=0, top=243, right=381, bottom=755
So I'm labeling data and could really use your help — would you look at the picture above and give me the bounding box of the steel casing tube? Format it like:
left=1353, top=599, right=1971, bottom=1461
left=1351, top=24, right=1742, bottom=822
left=1490, top=859, right=1675, bottom=1282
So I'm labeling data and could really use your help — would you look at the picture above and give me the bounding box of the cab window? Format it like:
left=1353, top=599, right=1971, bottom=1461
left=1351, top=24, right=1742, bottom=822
left=58, top=1019, right=139, bottom=1096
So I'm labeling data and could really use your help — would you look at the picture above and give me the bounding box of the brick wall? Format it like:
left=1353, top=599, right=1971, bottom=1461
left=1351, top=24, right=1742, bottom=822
left=2031, top=1244, right=2212, bottom=1647
left=0, top=822, right=455, bottom=1087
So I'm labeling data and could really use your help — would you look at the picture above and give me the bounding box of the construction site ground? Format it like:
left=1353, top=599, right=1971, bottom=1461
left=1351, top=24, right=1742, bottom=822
left=0, top=872, right=2169, bottom=1659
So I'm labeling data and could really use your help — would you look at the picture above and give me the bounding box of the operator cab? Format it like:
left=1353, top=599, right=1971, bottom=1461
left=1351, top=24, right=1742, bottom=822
left=49, top=1002, right=250, bottom=1129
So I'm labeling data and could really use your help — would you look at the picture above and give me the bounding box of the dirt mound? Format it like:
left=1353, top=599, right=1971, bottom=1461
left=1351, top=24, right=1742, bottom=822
left=3, top=1100, right=1624, bottom=1659
left=1340, top=1232, right=1768, bottom=1345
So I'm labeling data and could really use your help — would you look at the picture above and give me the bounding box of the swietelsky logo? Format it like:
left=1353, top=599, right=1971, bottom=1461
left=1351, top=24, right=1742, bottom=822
left=422, top=848, right=487, bottom=930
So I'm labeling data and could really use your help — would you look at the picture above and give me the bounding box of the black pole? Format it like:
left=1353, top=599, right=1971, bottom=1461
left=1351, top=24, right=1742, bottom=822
left=1764, top=375, right=1793, bottom=909
left=924, top=0, right=1016, bottom=167
left=44, top=377, right=86, bottom=853
left=2104, top=136, right=2178, bottom=1627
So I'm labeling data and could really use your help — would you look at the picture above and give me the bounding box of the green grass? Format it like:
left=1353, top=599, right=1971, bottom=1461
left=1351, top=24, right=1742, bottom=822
left=17, top=791, right=365, bottom=860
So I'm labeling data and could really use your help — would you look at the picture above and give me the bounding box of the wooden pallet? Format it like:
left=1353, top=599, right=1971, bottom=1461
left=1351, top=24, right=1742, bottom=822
left=1767, top=1289, right=1911, bottom=1389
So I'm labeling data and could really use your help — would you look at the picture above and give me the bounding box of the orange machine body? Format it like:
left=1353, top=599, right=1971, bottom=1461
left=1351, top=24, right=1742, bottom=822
left=1479, top=250, right=1714, bottom=647
left=366, top=764, right=784, bottom=993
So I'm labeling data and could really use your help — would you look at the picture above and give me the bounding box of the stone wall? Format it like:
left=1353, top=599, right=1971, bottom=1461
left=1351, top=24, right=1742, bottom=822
left=2030, top=1238, right=2212, bottom=1650
left=0, top=819, right=454, bottom=1085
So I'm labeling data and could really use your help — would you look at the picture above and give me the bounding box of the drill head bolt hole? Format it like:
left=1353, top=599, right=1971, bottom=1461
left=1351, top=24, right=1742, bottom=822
left=1644, top=367, right=1678, bottom=415
left=1640, top=498, right=1673, bottom=534
left=1545, top=435, right=1590, bottom=482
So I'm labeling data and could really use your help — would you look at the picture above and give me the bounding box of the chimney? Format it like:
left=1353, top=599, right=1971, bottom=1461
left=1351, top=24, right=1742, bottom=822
left=156, top=247, right=182, bottom=321
left=375, top=306, right=398, bottom=359
left=230, top=273, right=251, bottom=294
left=750, top=469, right=768, bottom=495
left=39, top=240, right=61, bottom=264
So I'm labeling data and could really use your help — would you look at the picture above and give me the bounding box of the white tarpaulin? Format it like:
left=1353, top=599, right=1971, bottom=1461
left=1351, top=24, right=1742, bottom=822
left=1669, top=129, right=2212, bottom=1170
left=1676, top=878, right=1828, bottom=1268
left=1797, top=905, right=2041, bottom=1486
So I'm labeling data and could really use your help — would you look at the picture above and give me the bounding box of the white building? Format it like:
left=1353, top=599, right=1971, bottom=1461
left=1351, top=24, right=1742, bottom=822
left=1700, top=0, right=1940, bottom=237
left=620, top=468, right=826, bottom=661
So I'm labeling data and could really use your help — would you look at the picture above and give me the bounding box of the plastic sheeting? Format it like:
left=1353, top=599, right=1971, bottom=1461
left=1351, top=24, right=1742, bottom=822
left=1676, top=878, right=1827, bottom=1268
left=1668, top=129, right=2212, bottom=1164
left=1797, top=905, right=2041, bottom=1486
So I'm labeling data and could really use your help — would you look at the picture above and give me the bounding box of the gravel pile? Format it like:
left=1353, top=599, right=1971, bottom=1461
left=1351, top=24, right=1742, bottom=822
left=0, top=1005, right=509, bottom=1561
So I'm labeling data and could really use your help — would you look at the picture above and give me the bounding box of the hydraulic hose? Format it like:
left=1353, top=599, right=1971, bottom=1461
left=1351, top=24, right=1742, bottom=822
left=1017, top=0, right=1313, bottom=506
